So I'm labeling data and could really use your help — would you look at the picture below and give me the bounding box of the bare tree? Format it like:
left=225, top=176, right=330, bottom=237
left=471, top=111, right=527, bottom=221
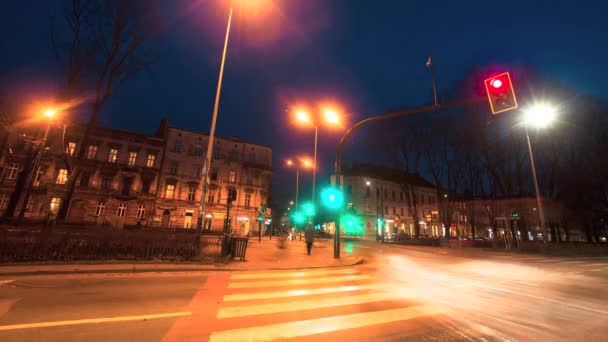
left=50, top=0, right=161, bottom=221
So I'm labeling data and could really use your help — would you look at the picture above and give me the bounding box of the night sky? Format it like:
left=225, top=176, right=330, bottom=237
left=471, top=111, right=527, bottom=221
left=1, top=0, right=606, bottom=207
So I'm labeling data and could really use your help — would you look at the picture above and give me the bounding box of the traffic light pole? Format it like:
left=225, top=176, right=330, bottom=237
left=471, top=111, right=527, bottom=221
left=333, top=98, right=485, bottom=258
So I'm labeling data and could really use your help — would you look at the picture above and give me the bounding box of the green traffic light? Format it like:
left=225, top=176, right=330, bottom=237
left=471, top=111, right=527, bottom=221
left=292, top=212, right=305, bottom=224
left=320, top=187, right=344, bottom=210
left=302, top=202, right=316, bottom=216
left=342, top=213, right=363, bottom=236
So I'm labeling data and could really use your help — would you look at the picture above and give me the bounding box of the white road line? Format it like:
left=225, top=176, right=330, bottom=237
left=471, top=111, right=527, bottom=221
left=224, top=283, right=392, bottom=302
left=228, top=274, right=374, bottom=289
left=218, top=291, right=406, bottom=318
left=209, top=305, right=442, bottom=342
left=0, top=311, right=192, bottom=331
left=230, top=268, right=358, bottom=280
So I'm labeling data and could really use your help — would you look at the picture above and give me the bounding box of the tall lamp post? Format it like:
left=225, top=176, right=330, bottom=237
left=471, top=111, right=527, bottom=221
left=292, top=107, right=341, bottom=203
left=523, top=103, right=557, bottom=243
left=196, top=6, right=234, bottom=243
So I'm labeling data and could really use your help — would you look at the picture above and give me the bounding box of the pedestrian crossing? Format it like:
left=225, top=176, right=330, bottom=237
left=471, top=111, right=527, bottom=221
left=206, top=267, right=445, bottom=342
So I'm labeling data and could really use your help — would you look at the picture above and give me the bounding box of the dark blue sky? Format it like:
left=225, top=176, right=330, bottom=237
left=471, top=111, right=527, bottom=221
left=1, top=0, right=606, bottom=206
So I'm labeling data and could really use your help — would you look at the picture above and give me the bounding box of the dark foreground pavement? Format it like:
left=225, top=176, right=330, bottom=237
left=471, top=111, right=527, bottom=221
left=1, top=240, right=607, bottom=341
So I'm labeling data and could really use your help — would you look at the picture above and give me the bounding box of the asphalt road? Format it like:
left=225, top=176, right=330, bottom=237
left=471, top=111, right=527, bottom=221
left=1, top=240, right=607, bottom=341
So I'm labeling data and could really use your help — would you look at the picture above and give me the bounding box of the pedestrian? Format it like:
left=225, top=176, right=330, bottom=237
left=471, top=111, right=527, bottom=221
left=305, top=226, right=314, bottom=255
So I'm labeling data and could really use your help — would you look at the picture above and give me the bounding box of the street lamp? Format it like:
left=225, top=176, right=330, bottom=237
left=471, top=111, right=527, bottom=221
left=292, top=106, right=342, bottom=203
left=285, top=157, right=313, bottom=215
left=522, top=102, right=557, bottom=243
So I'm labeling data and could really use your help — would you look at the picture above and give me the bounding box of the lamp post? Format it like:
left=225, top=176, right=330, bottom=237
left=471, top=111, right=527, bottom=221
left=196, top=6, right=234, bottom=244
left=293, top=107, right=341, bottom=203
left=286, top=158, right=312, bottom=239
left=523, top=103, right=556, bottom=243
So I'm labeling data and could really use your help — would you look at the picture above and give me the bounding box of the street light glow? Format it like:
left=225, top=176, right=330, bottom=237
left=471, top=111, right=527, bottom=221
left=44, top=109, right=57, bottom=118
left=524, top=103, right=557, bottom=128
left=323, top=108, right=340, bottom=125
left=295, top=110, right=311, bottom=124
left=365, top=180, right=371, bottom=186
left=286, top=159, right=293, bottom=166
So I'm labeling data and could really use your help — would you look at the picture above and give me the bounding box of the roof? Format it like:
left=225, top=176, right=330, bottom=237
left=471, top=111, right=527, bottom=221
left=343, top=163, right=436, bottom=188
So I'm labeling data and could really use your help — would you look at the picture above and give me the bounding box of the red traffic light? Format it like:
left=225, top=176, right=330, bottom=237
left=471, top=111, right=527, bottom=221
left=484, top=72, right=518, bottom=114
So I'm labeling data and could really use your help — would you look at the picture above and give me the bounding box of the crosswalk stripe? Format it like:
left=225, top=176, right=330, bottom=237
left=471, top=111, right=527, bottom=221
left=218, top=291, right=403, bottom=318
left=209, top=305, right=442, bottom=342
left=228, top=274, right=374, bottom=289
left=223, top=283, right=392, bottom=302
left=230, top=268, right=358, bottom=280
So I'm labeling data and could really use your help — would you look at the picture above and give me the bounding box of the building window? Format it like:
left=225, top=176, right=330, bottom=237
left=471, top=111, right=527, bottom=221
left=95, top=201, right=106, bottom=216
left=213, top=147, right=221, bottom=160
left=137, top=204, right=145, bottom=220
left=146, top=154, right=156, bottom=167
left=207, top=193, right=214, bottom=204
left=67, top=142, right=76, bottom=156
left=187, top=185, right=196, bottom=201
left=400, top=207, right=404, bottom=216
left=0, top=193, right=7, bottom=211
left=169, top=161, right=178, bottom=176
left=392, top=191, right=396, bottom=201
left=174, top=140, right=183, bottom=153
left=6, top=163, right=18, bottom=179
left=211, top=168, right=218, bottom=180
left=56, top=169, right=68, bottom=184
left=244, top=193, right=251, bottom=208
left=229, top=170, right=236, bottom=183
left=246, top=171, right=252, bottom=185
left=229, top=150, right=238, bottom=161
left=108, top=148, right=118, bottom=163
left=34, top=168, right=45, bottom=187
left=86, top=145, right=98, bottom=159
left=193, top=165, right=202, bottom=177
left=49, top=197, right=61, bottom=214
left=128, top=152, right=137, bottom=166
left=101, top=175, right=113, bottom=190
left=384, top=189, right=388, bottom=200
left=165, top=184, right=175, bottom=198
left=117, top=203, right=126, bottom=217
left=400, top=192, right=404, bottom=201
left=194, top=144, right=204, bottom=156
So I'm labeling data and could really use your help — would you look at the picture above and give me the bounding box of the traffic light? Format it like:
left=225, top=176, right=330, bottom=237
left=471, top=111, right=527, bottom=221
left=227, top=188, right=237, bottom=203
left=342, top=213, right=363, bottom=236
left=484, top=72, right=518, bottom=114
left=302, top=202, right=316, bottom=217
left=320, top=187, right=344, bottom=211
left=292, top=212, right=305, bottom=225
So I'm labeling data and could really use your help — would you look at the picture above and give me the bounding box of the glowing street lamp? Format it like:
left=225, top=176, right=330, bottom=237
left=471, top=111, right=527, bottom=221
left=285, top=157, right=313, bottom=214
left=522, top=102, right=558, bottom=243
left=291, top=105, right=343, bottom=203
left=44, top=109, right=57, bottom=118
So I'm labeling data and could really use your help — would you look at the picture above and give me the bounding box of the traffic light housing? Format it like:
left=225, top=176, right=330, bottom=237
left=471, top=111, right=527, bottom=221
left=484, top=72, right=518, bottom=114
left=227, top=188, right=237, bottom=203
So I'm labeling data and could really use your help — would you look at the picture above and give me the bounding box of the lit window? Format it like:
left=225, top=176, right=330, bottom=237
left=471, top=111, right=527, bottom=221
left=6, top=163, right=18, bottom=179
left=229, top=170, right=236, bottom=183
left=95, top=201, right=106, bottom=216
left=146, top=154, right=156, bottom=167
left=56, top=169, right=68, bottom=184
left=86, top=145, right=98, bottom=159
left=128, top=152, right=137, bottom=166
left=67, top=142, right=76, bottom=156
left=108, top=149, right=118, bottom=163
left=49, top=197, right=61, bottom=214
left=244, top=193, right=251, bottom=208
left=187, top=185, right=196, bottom=201
left=137, top=204, right=145, bottom=220
left=165, top=184, right=175, bottom=198
left=117, top=203, right=126, bottom=217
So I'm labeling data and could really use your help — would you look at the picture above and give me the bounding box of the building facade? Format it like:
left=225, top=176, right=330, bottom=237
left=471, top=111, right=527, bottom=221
left=340, top=164, right=441, bottom=240
left=154, top=121, right=273, bottom=234
left=0, top=119, right=272, bottom=233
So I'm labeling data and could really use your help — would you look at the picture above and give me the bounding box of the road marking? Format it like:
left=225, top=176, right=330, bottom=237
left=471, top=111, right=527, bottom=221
left=224, top=283, right=392, bottom=302
left=0, top=280, right=15, bottom=286
left=0, top=311, right=192, bottom=331
left=218, top=291, right=404, bottom=318
left=230, top=268, right=358, bottom=280
left=228, top=274, right=374, bottom=289
left=209, top=305, right=442, bottom=342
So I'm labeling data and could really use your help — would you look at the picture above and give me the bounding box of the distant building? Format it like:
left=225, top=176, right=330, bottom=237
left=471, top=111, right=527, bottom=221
left=0, top=119, right=272, bottom=234
left=338, top=164, right=441, bottom=240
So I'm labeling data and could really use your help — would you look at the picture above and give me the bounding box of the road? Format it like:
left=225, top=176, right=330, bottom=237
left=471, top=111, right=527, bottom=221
left=1, top=240, right=607, bottom=341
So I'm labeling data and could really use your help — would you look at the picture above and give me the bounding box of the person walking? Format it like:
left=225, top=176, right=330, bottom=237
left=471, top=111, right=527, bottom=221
left=305, top=226, right=314, bottom=255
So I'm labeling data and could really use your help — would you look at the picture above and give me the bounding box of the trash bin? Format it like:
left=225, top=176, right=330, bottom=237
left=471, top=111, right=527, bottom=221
left=231, top=237, right=249, bottom=261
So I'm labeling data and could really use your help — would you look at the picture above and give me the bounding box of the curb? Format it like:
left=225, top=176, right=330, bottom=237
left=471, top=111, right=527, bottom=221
left=0, top=258, right=366, bottom=277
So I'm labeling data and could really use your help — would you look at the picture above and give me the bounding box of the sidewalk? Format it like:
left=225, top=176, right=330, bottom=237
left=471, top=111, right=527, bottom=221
left=0, top=237, right=363, bottom=277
